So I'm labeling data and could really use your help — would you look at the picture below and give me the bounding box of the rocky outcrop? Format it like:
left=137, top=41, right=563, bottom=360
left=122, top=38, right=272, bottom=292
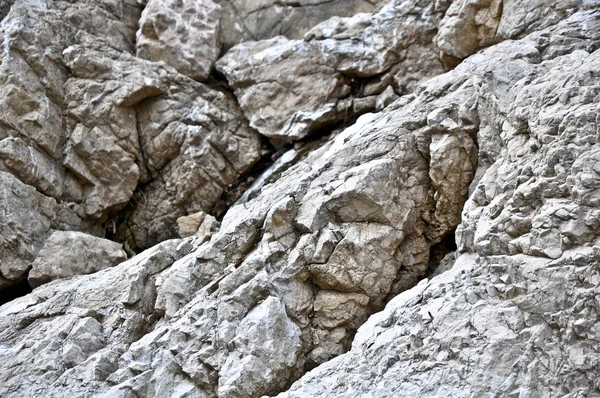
left=434, top=0, right=590, bottom=67
left=0, top=72, right=478, bottom=395
left=60, top=14, right=262, bottom=250
left=278, top=8, right=600, bottom=397
left=0, top=0, right=261, bottom=291
left=217, top=0, right=594, bottom=146
left=2, top=0, right=600, bottom=397
left=28, top=231, right=127, bottom=288
left=216, top=0, right=448, bottom=144
left=137, top=0, right=221, bottom=80
left=215, top=0, right=389, bottom=51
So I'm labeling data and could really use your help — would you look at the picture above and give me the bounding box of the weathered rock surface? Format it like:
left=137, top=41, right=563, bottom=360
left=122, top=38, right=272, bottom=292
left=434, top=0, right=591, bottom=67
left=215, top=0, right=389, bottom=51
left=218, top=0, right=595, bottom=145
left=278, top=8, right=600, bottom=397
left=61, top=25, right=261, bottom=251
left=177, top=211, right=220, bottom=240
left=0, top=76, right=477, bottom=394
left=216, top=0, right=448, bottom=144
left=1, top=0, right=600, bottom=398
left=0, top=0, right=261, bottom=290
left=123, top=67, right=261, bottom=250
left=137, top=0, right=221, bottom=80
left=28, top=231, right=127, bottom=288
left=0, top=171, right=97, bottom=290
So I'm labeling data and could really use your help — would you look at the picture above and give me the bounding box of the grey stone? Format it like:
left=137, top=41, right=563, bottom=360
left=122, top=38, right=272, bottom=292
left=1, top=1, right=600, bottom=398
left=137, top=0, right=221, bottom=80
left=215, top=0, right=389, bottom=51
left=216, top=0, right=448, bottom=144
left=28, top=231, right=127, bottom=288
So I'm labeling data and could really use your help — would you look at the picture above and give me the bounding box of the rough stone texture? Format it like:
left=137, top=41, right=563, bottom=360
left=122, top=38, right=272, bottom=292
left=278, top=8, right=600, bottom=397
left=177, top=211, right=209, bottom=238
left=62, top=36, right=261, bottom=250
left=0, top=0, right=261, bottom=291
left=434, top=0, right=590, bottom=67
left=435, top=0, right=503, bottom=67
left=0, top=171, right=97, bottom=290
left=216, top=0, right=448, bottom=144
left=215, top=0, right=389, bottom=51
left=0, top=90, right=476, bottom=395
left=177, top=211, right=220, bottom=240
left=218, top=0, right=594, bottom=146
left=2, top=1, right=600, bottom=398
left=137, top=0, right=221, bottom=81
left=0, top=8, right=486, bottom=390
left=122, top=70, right=261, bottom=250
left=28, top=231, right=127, bottom=288
left=0, top=0, right=142, bottom=217
left=0, top=236, right=205, bottom=396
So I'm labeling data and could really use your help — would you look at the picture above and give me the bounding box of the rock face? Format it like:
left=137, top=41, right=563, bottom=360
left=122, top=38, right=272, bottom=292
left=217, top=0, right=596, bottom=146
left=278, top=7, right=600, bottom=398
left=0, top=0, right=261, bottom=291
left=215, top=0, right=389, bottom=51
left=0, top=88, right=478, bottom=396
left=137, top=0, right=221, bottom=80
left=28, top=231, right=127, bottom=288
left=2, top=0, right=600, bottom=397
left=216, top=0, right=448, bottom=144
left=0, top=171, right=97, bottom=290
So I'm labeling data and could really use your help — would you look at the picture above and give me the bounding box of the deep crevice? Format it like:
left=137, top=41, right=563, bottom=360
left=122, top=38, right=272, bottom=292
left=0, top=277, right=33, bottom=306
left=426, top=231, right=458, bottom=277
left=0, top=0, right=15, bottom=22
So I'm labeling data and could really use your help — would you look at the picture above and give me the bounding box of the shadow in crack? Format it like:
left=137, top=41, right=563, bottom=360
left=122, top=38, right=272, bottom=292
left=0, top=278, right=32, bottom=307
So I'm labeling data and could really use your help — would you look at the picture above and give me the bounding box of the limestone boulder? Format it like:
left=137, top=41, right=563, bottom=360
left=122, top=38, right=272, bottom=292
left=215, top=0, right=389, bottom=50
left=216, top=0, right=447, bottom=144
left=137, top=0, right=221, bottom=80
left=28, top=231, right=127, bottom=288
left=105, top=73, right=261, bottom=249
left=0, top=171, right=97, bottom=290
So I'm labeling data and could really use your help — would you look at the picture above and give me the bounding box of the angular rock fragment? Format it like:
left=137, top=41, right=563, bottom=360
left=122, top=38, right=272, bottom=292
left=28, top=231, right=127, bottom=288
left=137, top=0, right=221, bottom=80
left=214, top=0, right=389, bottom=50
left=177, top=211, right=220, bottom=240
left=216, top=0, right=447, bottom=144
